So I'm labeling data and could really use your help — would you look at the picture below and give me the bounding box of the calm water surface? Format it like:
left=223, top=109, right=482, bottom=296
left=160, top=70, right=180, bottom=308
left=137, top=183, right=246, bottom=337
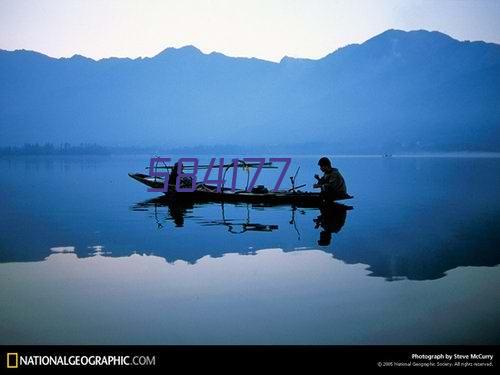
left=0, top=155, right=499, bottom=344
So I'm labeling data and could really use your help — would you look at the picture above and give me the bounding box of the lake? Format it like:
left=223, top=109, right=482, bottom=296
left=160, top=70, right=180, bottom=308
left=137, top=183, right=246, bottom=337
left=0, top=154, right=499, bottom=344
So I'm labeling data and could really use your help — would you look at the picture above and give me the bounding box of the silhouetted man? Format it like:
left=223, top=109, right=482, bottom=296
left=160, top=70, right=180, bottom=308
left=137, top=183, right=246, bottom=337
left=313, top=157, right=347, bottom=201
left=168, top=162, right=180, bottom=192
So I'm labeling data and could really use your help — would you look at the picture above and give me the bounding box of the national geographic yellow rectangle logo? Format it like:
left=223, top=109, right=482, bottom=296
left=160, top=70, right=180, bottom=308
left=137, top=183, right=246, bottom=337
left=6, top=353, right=18, bottom=368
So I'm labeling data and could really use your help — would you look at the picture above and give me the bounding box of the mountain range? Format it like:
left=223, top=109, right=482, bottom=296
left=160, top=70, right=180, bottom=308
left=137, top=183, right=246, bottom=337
left=1, top=29, right=499, bottom=152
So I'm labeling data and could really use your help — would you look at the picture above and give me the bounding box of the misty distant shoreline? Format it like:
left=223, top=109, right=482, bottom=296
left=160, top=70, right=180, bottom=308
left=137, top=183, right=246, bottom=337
left=1, top=142, right=499, bottom=158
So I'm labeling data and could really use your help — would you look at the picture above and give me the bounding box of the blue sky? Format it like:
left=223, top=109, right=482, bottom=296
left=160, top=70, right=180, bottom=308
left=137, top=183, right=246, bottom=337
left=1, top=0, right=499, bottom=61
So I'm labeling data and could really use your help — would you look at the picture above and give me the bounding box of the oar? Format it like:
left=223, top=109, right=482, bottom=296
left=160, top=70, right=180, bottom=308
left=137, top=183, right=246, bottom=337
left=288, top=184, right=306, bottom=192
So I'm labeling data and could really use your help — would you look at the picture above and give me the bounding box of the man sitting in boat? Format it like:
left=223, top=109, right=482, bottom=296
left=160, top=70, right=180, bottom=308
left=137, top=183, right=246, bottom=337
left=168, top=162, right=193, bottom=192
left=168, top=162, right=180, bottom=192
left=313, top=157, right=348, bottom=201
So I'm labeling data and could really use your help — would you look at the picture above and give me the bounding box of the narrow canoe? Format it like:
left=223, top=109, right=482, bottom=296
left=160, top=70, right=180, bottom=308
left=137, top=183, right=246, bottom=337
left=129, top=173, right=353, bottom=207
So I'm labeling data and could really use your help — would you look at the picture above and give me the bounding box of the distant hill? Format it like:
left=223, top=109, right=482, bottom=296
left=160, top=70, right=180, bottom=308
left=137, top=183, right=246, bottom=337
left=1, top=29, right=499, bottom=152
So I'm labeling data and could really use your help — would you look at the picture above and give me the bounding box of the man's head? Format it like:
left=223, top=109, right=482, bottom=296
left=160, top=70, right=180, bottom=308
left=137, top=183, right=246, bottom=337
left=318, top=157, right=332, bottom=172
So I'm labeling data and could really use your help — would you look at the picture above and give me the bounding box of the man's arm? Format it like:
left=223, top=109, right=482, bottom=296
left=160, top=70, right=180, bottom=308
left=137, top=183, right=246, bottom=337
left=313, top=174, right=320, bottom=188
left=319, top=173, right=337, bottom=192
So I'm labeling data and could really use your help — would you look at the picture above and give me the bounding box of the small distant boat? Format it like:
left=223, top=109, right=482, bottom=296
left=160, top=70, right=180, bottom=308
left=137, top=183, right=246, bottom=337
left=128, top=160, right=353, bottom=207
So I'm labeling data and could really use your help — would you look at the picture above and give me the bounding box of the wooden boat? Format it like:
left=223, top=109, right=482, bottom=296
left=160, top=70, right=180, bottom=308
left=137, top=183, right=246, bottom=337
left=128, top=172, right=353, bottom=207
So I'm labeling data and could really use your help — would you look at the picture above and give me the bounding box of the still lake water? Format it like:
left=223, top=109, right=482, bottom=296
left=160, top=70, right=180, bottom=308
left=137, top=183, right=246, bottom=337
left=0, top=154, right=499, bottom=344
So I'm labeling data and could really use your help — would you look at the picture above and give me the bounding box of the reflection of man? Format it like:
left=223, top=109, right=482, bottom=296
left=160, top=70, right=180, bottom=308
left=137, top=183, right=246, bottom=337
left=168, top=202, right=187, bottom=227
left=314, top=204, right=347, bottom=246
left=313, top=157, right=348, bottom=201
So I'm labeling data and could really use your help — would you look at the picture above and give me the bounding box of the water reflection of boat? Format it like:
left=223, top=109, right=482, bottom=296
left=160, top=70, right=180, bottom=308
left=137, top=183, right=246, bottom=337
left=130, top=199, right=500, bottom=281
left=131, top=196, right=352, bottom=245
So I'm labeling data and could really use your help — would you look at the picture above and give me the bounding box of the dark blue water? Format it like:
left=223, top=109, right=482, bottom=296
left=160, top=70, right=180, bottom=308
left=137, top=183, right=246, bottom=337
left=1, top=154, right=499, bottom=344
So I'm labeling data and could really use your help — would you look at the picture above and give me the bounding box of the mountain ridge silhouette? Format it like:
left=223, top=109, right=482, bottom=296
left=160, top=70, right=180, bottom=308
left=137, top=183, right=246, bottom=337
left=1, top=29, right=499, bottom=152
